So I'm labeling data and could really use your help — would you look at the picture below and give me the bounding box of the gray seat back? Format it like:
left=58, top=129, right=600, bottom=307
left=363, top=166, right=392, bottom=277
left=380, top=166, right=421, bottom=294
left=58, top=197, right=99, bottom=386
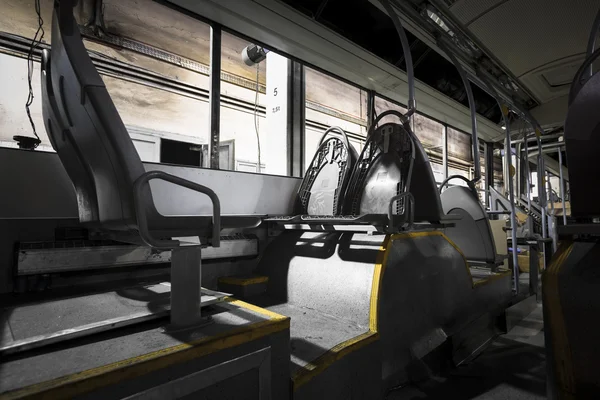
left=44, top=0, right=155, bottom=231
left=441, top=186, right=497, bottom=263
left=345, top=122, right=444, bottom=222
left=565, top=64, right=600, bottom=218
left=296, top=127, right=358, bottom=215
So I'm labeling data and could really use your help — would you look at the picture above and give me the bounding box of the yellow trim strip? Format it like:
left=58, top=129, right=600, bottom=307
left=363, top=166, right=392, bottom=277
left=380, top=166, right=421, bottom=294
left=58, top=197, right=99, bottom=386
left=292, top=331, right=379, bottom=389
left=219, top=276, right=269, bottom=286
left=370, top=235, right=392, bottom=331
left=472, top=269, right=512, bottom=287
left=544, top=241, right=576, bottom=397
left=293, top=234, right=391, bottom=391
left=2, top=303, right=289, bottom=400
left=294, top=231, right=450, bottom=391
left=223, top=298, right=287, bottom=321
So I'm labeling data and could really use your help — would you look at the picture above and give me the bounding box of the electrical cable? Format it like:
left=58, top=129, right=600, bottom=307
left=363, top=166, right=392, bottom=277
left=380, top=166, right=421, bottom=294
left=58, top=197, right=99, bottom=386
left=25, top=0, right=45, bottom=147
left=253, top=63, right=262, bottom=173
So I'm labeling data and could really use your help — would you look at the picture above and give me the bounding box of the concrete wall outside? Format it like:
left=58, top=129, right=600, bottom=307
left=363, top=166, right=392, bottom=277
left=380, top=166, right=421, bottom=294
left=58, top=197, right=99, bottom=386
left=0, top=0, right=472, bottom=178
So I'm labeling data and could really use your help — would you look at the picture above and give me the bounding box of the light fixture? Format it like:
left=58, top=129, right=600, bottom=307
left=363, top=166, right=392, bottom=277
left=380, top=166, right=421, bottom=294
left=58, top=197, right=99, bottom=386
left=241, top=44, right=270, bottom=66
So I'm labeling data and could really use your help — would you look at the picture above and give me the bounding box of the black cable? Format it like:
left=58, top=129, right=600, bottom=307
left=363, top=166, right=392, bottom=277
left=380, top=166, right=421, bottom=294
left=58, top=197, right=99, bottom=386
left=25, top=0, right=45, bottom=147
left=253, top=63, right=262, bottom=173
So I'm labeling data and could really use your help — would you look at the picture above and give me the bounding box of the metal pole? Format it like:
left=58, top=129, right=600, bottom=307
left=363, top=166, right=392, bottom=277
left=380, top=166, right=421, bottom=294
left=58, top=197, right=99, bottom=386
left=288, top=61, right=305, bottom=177
left=442, top=125, right=448, bottom=181
left=484, top=141, right=494, bottom=205
left=504, top=114, right=520, bottom=293
left=558, top=149, right=567, bottom=225
left=547, top=171, right=554, bottom=215
left=515, top=142, right=521, bottom=201
left=208, top=24, right=222, bottom=169
left=437, top=39, right=481, bottom=183
left=538, top=138, right=547, bottom=239
left=381, top=0, right=416, bottom=114
left=479, top=71, right=519, bottom=293
left=523, top=132, right=532, bottom=211
left=586, top=8, right=600, bottom=77
left=171, top=246, right=205, bottom=329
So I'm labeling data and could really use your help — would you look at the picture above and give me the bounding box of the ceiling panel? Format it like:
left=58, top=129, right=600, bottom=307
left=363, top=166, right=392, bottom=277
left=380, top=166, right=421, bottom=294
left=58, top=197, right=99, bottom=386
left=449, top=0, right=506, bottom=26
left=464, top=0, right=599, bottom=78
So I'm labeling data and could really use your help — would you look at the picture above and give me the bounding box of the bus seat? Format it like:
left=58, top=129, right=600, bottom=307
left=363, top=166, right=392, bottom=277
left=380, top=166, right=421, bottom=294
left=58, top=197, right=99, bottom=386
left=296, top=127, right=358, bottom=215
left=42, top=0, right=260, bottom=248
left=345, top=122, right=445, bottom=223
left=441, top=186, right=497, bottom=264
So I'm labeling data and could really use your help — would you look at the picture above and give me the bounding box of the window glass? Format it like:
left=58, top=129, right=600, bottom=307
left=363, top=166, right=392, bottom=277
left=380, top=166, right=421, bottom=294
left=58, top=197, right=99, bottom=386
left=414, top=113, right=444, bottom=184
left=374, top=96, right=407, bottom=125
left=447, top=166, right=470, bottom=187
left=219, top=32, right=293, bottom=175
left=0, top=0, right=213, bottom=162
left=446, top=127, right=472, bottom=187
left=447, top=127, right=472, bottom=163
left=304, top=67, right=367, bottom=171
left=0, top=54, right=50, bottom=150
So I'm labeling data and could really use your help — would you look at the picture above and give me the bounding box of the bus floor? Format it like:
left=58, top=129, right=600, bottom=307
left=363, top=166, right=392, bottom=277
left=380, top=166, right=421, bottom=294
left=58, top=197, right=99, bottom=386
left=387, top=303, right=545, bottom=400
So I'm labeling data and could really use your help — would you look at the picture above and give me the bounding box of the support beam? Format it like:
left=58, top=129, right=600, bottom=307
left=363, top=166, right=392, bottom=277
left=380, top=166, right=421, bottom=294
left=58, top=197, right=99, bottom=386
left=288, top=61, right=305, bottom=177
left=367, top=90, right=375, bottom=131
left=170, top=246, right=206, bottom=328
left=208, top=24, right=221, bottom=169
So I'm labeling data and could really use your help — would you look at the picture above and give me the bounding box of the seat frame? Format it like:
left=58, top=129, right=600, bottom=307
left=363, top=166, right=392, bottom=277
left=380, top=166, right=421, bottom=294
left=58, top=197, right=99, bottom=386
left=41, top=0, right=260, bottom=329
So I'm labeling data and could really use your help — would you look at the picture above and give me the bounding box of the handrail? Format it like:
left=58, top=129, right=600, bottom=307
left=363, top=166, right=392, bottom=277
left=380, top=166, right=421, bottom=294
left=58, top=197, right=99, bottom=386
left=586, top=7, right=600, bottom=77
left=568, top=47, right=600, bottom=104
left=437, top=37, right=481, bottom=184
left=318, top=126, right=351, bottom=150
left=133, top=170, right=221, bottom=249
left=438, top=174, right=478, bottom=198
left=380, top=0, right=416, bottom=114
left=388, top=192, right=415, bottom=231
left=558, top=149, right=567, bottom=225
left=476, top=73, right=520, bottom=293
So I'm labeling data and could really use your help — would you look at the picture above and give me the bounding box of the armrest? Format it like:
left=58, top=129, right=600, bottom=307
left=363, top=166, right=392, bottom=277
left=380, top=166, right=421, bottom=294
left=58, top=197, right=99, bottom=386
left=133, top=170, right=221, bottom=249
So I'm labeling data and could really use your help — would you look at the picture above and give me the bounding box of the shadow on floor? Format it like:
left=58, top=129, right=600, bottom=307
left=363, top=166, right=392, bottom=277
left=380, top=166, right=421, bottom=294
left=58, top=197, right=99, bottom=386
left=387, top=305, right=546, bottom=400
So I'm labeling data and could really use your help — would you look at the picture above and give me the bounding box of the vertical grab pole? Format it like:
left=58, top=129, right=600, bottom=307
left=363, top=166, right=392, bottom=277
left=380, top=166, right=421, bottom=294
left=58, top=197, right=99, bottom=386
left=478, top=72, right=520, bottom=293
left=558, top=147, right=567, bottom=225
left=437, top=39, right=481, bottom=184
left=524, top=133, right=532, bottom=211
left=536, top=132, right=548, bottom=239
left=547, top=170, right=554, bottom=215
left=442, top=125, right=448, bottom=181
left=380, top=0, right=416, bottom=115
left=504, top=113, right=519, bottom=293
left=208, top=24, right=222, bottom=169
left=586, top=8, right=600, bottom=77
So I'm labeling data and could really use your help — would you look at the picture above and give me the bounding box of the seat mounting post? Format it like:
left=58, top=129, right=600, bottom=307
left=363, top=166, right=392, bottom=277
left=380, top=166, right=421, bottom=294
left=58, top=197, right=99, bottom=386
left=170, top=245, right=208, bottom=329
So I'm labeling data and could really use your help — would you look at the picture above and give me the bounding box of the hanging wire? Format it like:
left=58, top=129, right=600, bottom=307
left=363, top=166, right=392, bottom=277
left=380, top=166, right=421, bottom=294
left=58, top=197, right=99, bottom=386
left=253, top=63, right=262, bottom=173
left=25, top=0, right=45, bottom=147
